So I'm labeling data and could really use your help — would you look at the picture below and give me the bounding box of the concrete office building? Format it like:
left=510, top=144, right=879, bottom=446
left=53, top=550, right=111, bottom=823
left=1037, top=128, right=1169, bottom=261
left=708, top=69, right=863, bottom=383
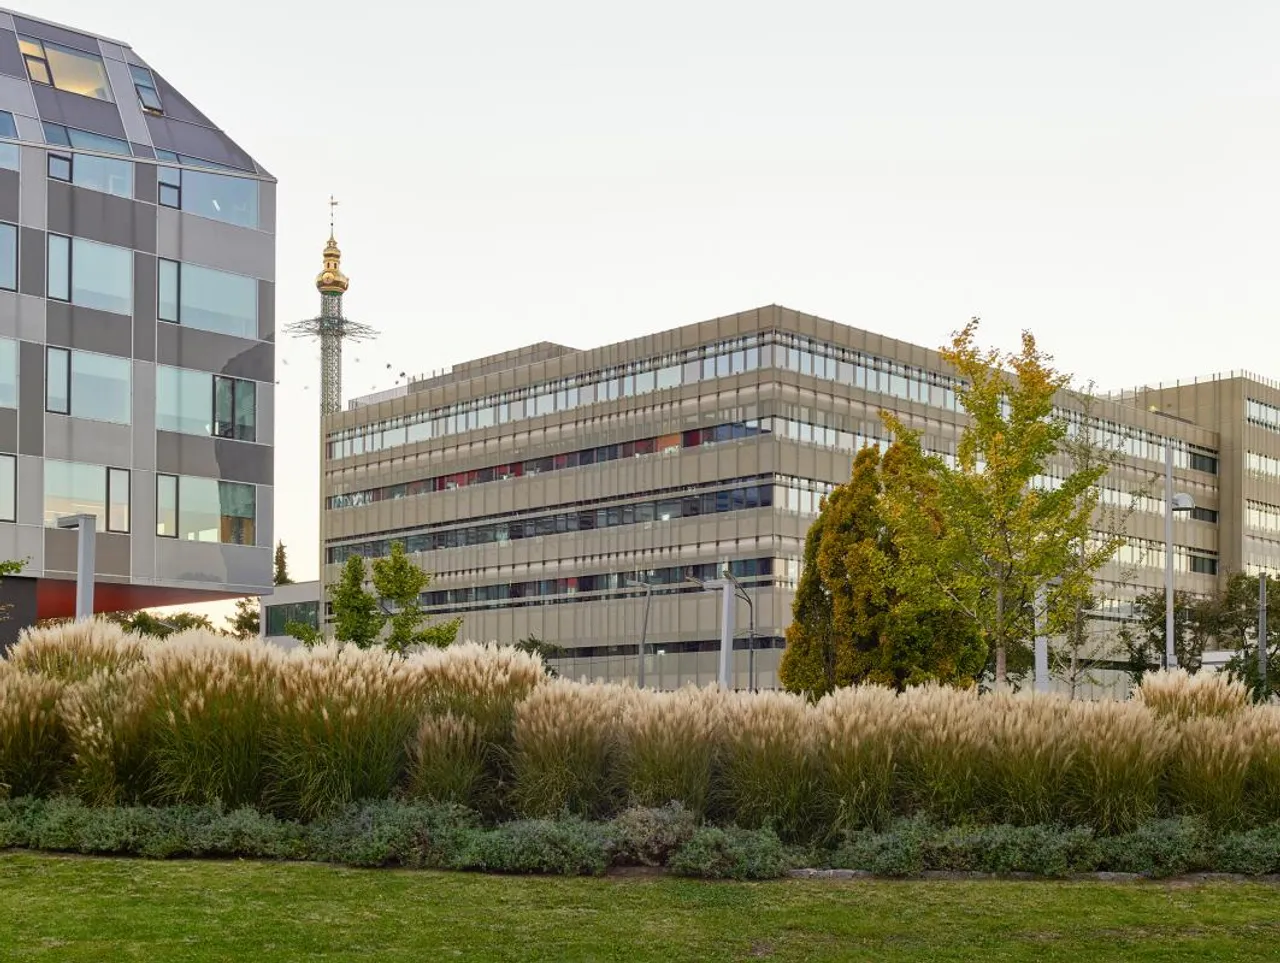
left=0, top=10, right=275, bottom=644
left=308, top=304, right=1280, bottom=690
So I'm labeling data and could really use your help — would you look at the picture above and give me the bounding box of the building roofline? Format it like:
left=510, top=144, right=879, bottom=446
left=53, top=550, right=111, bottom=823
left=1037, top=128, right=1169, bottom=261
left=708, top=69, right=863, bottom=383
left=0, top=6, right=130, bottom=47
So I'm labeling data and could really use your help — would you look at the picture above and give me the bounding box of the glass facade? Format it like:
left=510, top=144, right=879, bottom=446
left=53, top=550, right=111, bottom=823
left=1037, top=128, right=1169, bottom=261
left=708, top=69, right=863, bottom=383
left=48, top=152, right=133, bottom=198
left=158, top=167, right=259, bottom=229
left=0, top=222, right=15, bottom=291
left=42, top=123, right=130, bottom=156
left=157, top=367, right=257, bottom=441
left=46, top=348, right=131, bottom=424
left=47, top=236, right=133, bottom=315
left=264, top=600, right=320, bottom=637
left=43, top=460, right=129, bottom=533
left=20, top=36, right=112, bottom=100
left=158, top=260, right=257, bottom=338
left=1247, top=399, right=1280, bottom=433
left=156, top=475, right=256, bottom=545
left=0, top=110, right=17, bottom=170
left=0, top=337, right=15, bottom=409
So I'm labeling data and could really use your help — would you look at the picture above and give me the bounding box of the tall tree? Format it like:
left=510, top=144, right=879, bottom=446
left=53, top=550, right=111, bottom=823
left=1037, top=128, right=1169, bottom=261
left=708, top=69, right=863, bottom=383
left=779, top=445, right=985, bottom=696
left=273, top=541, right=293, bottom=586
left=881, top=319, right=1110, bottom=687
left=515, top=633, right=567, bottom=677
left=1120, top=589, right=1211, bottom=684
left=226, top=597, right=260, bottom=641
left=328, top=543, right=461, bottom=654
left=100, top=610, right=217, bottom=637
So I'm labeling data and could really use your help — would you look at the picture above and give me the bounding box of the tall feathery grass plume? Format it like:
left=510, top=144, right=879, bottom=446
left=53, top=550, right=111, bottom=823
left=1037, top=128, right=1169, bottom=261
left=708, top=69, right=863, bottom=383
left=7, top=620, right=156, bottom=682
left=717, top=690, right=823, bottom=841
left=979, top=690, right=1075, bottom=826
left=1167, top=713, right=1255, bottom=828
left=815, top=685, right=899, bottom=833
left=0, top=669, right=70, bottom=798
left=896, top=684, right=985, bottom=824
left=1135, top=668, right=1249, bottom=722
left=620, top=685, right=722, bottom=816
left=407, top=711, right=487, bottom=806
left=268, top=643, right=429, bottom=819
left=146, top=630, right=279, bottom=808
left=509, top=678, right=634, bottom=818
left=59, top=664, right=155, bottom=805
left=1064, top=700, right=1172, bottom=833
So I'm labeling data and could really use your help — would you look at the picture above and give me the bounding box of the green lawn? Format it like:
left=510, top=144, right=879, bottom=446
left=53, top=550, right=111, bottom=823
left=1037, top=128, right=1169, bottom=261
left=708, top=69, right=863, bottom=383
left=2, top=853, right=1277, bottom=962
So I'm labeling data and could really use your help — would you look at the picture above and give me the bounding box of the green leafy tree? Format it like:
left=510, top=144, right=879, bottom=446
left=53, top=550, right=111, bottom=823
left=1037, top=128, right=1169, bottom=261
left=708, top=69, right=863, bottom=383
left=0, top=558, right=24, bottom=624
left=90, top=610, right=217, bottom=638
left=1120, top=589, right=1211, bottom=683
left=273, top=541, right=292, bottom=586
left=514, top=633, right=567, bottom=677
left=226, top=597, right=260, bottom=641
left=881, top=319, right=1109, bottom=688
left=779, top=445, right=985, bottom=696
left=328, top=543, right=460, bottom=654
left=285, top=620, right=322, bottom=647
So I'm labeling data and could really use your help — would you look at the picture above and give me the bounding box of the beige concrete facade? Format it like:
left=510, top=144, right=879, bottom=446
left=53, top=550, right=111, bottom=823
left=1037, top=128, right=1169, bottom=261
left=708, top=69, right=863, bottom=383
left=312, top=305, right=1274, bottom=690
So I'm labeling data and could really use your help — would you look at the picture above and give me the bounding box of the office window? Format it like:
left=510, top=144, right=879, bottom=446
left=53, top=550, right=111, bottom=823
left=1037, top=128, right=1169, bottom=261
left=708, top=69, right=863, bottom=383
left=157, top=167, right=259, bottom=229
left=129, top=64, right=162, bottom=113
left=0, top=453, right=14, bottom=522
left=157, top=260, right=257, bottom=338
left=0, top=111, right=17, bottom=172
left=46, top=347, right=131, bottom=424
left=0, top=338, right=15, bottom=409
left=214, top=375, right=256, bottom=441
left=19, top=36, right=112, bottom=101
left=43, top=460, right=128, bottom=532
left=156, top=365, right=212, bottom=435
left=46, top=236, right=133, bottom=315
left=42, top=123, right=130, bottom=156
left=0, top=222, right=15, bottom=291
left=47, top=152, right=132, bottom=198
left=1190, top=554, right=1218, bottom=576
left=157, top=474, right=256, bottom=544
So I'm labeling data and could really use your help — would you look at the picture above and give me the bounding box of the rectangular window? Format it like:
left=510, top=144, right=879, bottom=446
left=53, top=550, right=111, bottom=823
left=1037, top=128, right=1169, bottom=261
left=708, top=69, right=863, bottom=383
left=158, top=259, right=257, bottom=338
left=156, top=365, right=211, bottom=435
left=107, top=467, right=130, bottom=533
left=20, top=36, right=112, bottom=100
left=156, top=167, right=259, bottom=229
left=0, top=453, right=15, bottom=522
left=1189, top=554, right=1218, bottom=576
left=157, top=473, right=177, bottom=537
left=129, top=64, right=162, bottom=113
left=0, top=338, right=15, bottom=409
left=46, top=347, right=131, bottom=423
left=0, top=222, right=14, bottom=291
left=42, top=122, right=130, bottom=156
left=47, top=236, right=133, bottom=315
left=43, top=460, right=123, bottom=531
left=0, top=111, right=17, bottom=172
left=213, top=375, right=256, bottom=441
left=161, top=475, right=255, bottom=544
left=48, top=153, right=132, bottom=198
left=1190, top=506, right=1219, bottom=524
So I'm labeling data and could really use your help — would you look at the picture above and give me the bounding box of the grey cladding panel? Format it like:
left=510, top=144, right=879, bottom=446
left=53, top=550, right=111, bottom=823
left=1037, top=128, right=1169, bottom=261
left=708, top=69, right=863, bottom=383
left=147, top=71, right=214, bottom=127
left=0, top=406, right=15, bottom=452
left=12, top=17, right=102, bottom=53
left=156, top=324, right=273, bottom=382
left=144, top=115, right=254, bottom=172
left=45, top=301, right=133, bottom=357
left=134, top=163, right=156, bottom=203
left=47, top=181, right=157, bottom=253
left=155, top=431, right=273, bottom=485
left=0, top=168, right=17, bottom=221
left=258, top=280, right=274, bottom=340
left=32, top=85, right=126, bottom=141
left=17, top=339, right=41, bottom=455
left=17, top=227, right=43, bottom=297
left=0, top=29, right=23, bottom=80
left=133, top=252, right=155, bottom=361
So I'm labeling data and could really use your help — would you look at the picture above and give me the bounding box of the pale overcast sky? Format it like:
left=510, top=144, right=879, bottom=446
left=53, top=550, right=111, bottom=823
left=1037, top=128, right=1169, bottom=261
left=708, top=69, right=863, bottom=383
left=38, top=0, right=1280, bottom=586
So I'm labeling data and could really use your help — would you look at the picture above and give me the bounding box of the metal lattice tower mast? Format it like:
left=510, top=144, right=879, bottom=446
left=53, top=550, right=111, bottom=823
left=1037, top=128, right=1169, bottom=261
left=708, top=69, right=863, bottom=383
left=285, top=197, right=376, bottom=414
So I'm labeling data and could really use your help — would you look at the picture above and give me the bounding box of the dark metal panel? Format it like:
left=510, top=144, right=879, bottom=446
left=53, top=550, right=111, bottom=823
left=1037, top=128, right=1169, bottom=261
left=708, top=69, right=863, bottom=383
left=133, top=251, right=156, bottom=361
left=46, top=180, right=156, bottom=253
left=144, top=115, right=254, bottom=172
left=17, top=339, right=42, bottom=455
left=17, top=226, right=43, bottom=298
left=32, top=84, right=127, bottom=140
left=155, top=323, right=273, bottom=382
left=0, top=168, right=17, bottom=221
left=147, top=70, right=214, bottom=127
left=133, top=161, right=156, bottom=203
left=156, top=430, right=273, bottom=485
left=0, top=406, right=16, bottom=451
left=0, top=575, right=37, bottom=651
left=45, top=301, right=133, bottom=356
left=257, top=279, right=274, bottom=341
left=11, top=17, right=102, bottom=53
left=0, top=29, right=23, bottom=81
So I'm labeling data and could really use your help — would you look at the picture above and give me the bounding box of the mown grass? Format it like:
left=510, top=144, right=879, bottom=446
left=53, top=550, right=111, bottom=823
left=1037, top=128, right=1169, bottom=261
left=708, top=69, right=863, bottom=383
left=2, top=852, right=1279, bottom=962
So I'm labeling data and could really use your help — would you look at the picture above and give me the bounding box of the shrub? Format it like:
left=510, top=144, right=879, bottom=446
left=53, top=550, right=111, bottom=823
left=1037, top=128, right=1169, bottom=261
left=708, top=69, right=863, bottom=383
left=1212, top=825, right=1280, bottom=875
left=718, top=691, right=823, bottom=841
left=459, top=817, right=613, bottom=875
left=668, top=825, right=791, bottom=880
left=7, top=621, right=154, bottom=683
left=816, top=685, right=898, bottom=833
left=896, top=685, right=984, bottom=824
left=509, top=680, right=631, bottom=818
left=610, top=803, right=698, bottom=866
left=620, top=687, right=721, bottom=815
left=407, top=711, right=487, bottom=807
left=307, top=800, right=479, bottom=868
left=833, top=816, right=932, bottom=876
left=1064, top=700, right=1171, bottom=833
left=1096, top=818, right=1209, bottom=877
left=147, top=632, right=278, bottom=808
left=1136, top=668, right=1248, bottom=722
left=268, top=645, right=426, bottom=820
left=0, top=671, right=70, bottom=798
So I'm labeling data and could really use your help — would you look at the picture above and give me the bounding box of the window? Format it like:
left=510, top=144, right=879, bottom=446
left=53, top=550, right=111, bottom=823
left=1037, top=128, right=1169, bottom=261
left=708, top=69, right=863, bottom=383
left=214, top=375, right=256, bottom=441
left=0, top=453, right=14, bottom=522
left=1190, top=506, right=1219, bottom=524
left=157, top=260, right=257, bottom=338
left=1189, top=554, right=1218, bottom=576
left=42, top=123, right=130, bottom=156
left=47, top=152, right=132, bottom=199
left=157, top=474, right=256, bottom=544
left=0, top=111, right=17, bottom=172
left=129, top=64, right=162, bottom=113
left=46, top=235, right=133, bottom=315
left=43, top=460, right=128, bottom=532
left=157, top=167, right=259, bottom=229
left=45, top=347, right=132, bottom=424
left=19, top=36, right=112, bottom=101
left=1190, top=451, right=1218, bottom=475
left=0, top=338, right=15, bottom=409
left=265, top=601, right=319, bottom=637
left=0, top=222, right=15, bottom=292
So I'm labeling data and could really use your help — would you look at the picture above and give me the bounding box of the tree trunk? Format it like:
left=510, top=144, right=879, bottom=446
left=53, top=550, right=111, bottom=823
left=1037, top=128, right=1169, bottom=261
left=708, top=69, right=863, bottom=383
left=995, top=583, right=1007, bottom=687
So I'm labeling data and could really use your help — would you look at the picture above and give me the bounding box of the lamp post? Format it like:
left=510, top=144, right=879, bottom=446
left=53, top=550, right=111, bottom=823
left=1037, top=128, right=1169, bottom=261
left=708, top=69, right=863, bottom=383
left=624, top=578, right=653, bottom=689
left=686, top=572, right=736, bottom=688
left=1164, top=443, right=1196, bottom=670
left=723, top=569, right=756, bottom=691
left=55, top=514, right=97, bottom=621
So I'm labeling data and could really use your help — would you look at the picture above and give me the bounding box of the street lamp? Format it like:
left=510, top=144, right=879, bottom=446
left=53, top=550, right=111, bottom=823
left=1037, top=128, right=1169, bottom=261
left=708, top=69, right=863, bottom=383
left=624, top=577, right=653, bottom=689
left=1164, top=444, right=1196, bottom=670
left=722, top=569, right=756, bottom=691
left=685, top=571, right=736, bottom=688
left=55, top=514, right=97, bottom=621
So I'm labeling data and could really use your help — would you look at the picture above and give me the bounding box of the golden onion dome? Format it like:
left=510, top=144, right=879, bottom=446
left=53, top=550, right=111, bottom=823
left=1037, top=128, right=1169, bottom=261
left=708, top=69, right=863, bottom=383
left=315, top=233, right=349, bottom=294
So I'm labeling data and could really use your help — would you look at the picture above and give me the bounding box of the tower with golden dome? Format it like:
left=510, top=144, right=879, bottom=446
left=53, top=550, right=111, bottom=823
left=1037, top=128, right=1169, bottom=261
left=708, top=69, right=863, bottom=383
left=286, top=198, right=375, bottom=416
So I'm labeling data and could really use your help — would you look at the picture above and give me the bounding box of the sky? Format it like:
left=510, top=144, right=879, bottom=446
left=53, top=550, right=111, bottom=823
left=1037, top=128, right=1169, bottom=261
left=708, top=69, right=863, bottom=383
left=36, top=0, right=1280, bottom=594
